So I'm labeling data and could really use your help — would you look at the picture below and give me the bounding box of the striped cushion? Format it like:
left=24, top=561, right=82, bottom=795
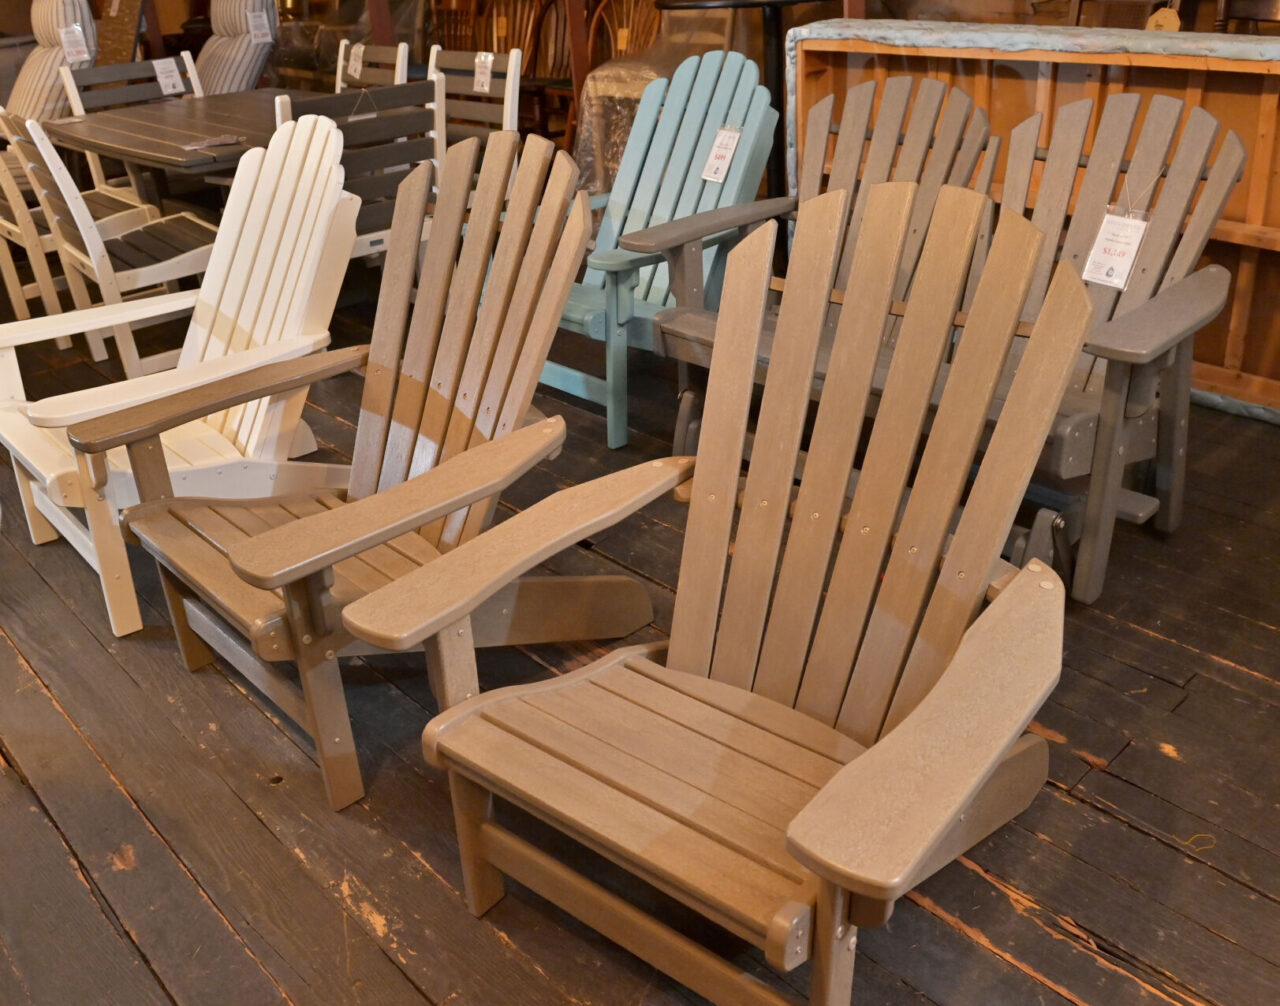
left=7, top=0, right=97, bottom=121
left=197, top=0, right=277, bottom=95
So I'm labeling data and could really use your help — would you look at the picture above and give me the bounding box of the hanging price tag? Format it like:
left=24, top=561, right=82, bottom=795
left=496, top=15, right=508, bottom=39
left=473, top=51, right=494, bottom=94
left=1083, top=208, right=1148, bottom=290
left=109, top=0, right=121, bottom=16
left=247, top=11, right=273, bottom=44
left=154, top=57, right=184, bottom=95
left=347, top=42, right=365, bottom=80
left=700, top=126, right=741, bottom=183
left=617, top=27, right=630, bottom=52
left=60, top=24, right=90, bottom=63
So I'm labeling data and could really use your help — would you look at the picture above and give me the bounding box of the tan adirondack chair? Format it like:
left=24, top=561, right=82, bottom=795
left=10, top=116, right=220, bottom=377
left=70, top=134, right=653, bottom=811
left=627, top=76, right=998, bottom=453
left=0, top=115, right=357, bottom=637
left=331, top=183, right=1093, bottom=1005
left=988, top=94, right=1244, bottom=603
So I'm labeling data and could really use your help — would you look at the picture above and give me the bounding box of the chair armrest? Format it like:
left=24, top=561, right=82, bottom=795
left=0, top=290, right=200, bottom=350
left=587, top=246, right=664, bottom=273
left=786, top=564, right=1064, bottom=904
left=66, top=343, right=365, bottom=453
left=342, top=455, right=695, bottom=650
left=1085, top=266, right=1230, bottom=365
left=33, top=334, right=331, bottom=431
left=228, top=417, right=569, bottom=590
left=617, top=197, right=797, bottom=256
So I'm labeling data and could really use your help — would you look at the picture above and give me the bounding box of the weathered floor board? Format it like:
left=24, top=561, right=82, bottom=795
left=0, top=311, right=1277, bottom=1005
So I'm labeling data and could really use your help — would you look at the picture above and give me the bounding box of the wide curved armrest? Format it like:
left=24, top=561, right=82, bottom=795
left=786, top=564, right=1063, bottom=904
left=618, top=197, right=797, bottom=256
left=0, top=290, right=200, bottom=350
left=1085, top=266, right=1230, bottom=365
left=33, top=334, right=330, bottom=430
left=343, top=455, right=695, bottom=650
left=67, top=343, right=365, bottom=453
left=228, top=417, right=568, bottom=590
left=587, top=246, right=663, bottom=273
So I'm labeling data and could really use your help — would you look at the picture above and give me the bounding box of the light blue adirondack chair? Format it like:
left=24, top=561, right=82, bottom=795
left=540, top=51, right=776, bottom=447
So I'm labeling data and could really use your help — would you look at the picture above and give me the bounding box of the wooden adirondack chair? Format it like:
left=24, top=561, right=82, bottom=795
left=427, top=45, right=521, bottom=147
left=626, top=75, right=997, bottom=453
left=334, top=40, right=409, bottom=92
left=70, top=135, right=653, bottom=811
left=980, top=93, right=1244, bottom=603
left=10, top=116, right=220, bottom=377
left=331, top=182, right=1091, bottom=1005
left=277, top=77, right=447, bottom=258
left=542, top=49, right=777, bottom=448
left=0, top=115, right=358, bottom=636
left=59, top=53, right=205, bottom=205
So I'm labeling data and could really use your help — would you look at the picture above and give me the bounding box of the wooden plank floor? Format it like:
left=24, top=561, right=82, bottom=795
left=0, top=306, right=1277, bottom=1005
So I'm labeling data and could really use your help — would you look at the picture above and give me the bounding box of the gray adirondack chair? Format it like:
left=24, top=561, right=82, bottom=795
left=986, top=93, right=1244, bottom=603
left=334, top=182, right=1093, bottom=1005
left=69, top=135, right=654, bottom=810
left=624, top=75, right=998, bottom=454
left=540, top=49, right=777, bottom=448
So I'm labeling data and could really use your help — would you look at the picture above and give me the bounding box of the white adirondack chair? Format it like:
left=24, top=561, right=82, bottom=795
left=0, top=106, right=152, bottom=328
left=0, top=115, right=359, bottom=637
left=10, top=116, right=221, bottom=377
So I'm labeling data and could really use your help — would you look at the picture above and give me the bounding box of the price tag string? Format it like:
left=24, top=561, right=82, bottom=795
left=1119, top=167, right=1163, bottom=218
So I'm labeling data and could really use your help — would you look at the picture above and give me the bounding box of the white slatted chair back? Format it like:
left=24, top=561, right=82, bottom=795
left=60, top=53, right=204, bottom=194
left=196, top=0, right=277, bottom=95
left=335, top=40, right=409, bottom=93
left=6, top=0, right=97, bottom=121
left=427, top=44, right=521, bottom=147
left=666, top=183, right=1093, bottom=748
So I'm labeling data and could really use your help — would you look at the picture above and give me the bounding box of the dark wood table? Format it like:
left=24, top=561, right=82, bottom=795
left=655, top=0, right=809, bottom=198
left=43, top=89, right=308, bottom=206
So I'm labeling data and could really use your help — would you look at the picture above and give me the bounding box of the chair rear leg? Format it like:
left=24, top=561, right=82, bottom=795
left=11, top=460, right=59, bottom=544
left=0, top=240, right=30, bottom=320
left=62, top=266, right=111, bottom=363
left=1074, top=360, right=1131, bottom=604
left=1153, top=341, right=1193, bottom=534
left=449, top=771, right=505, bottom=916
left=298, top=654, right=364, bottom=810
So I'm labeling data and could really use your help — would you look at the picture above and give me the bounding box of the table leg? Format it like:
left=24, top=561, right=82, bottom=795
left=761, top=5, right=787, bottom=199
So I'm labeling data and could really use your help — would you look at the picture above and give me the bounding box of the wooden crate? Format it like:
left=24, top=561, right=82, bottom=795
left=788, top=20, right=1280, bottom=411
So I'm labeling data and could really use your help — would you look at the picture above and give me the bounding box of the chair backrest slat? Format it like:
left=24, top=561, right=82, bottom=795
left=707, top=190, right=849, bottom=693
left=408, top=131, right=520, bottom=480
left=839, top=211, right=1043, bottom=742
left=881, top=262, right=1092, bottom=735
left=750, top=183, right=915, bottom=709
left=666, top=221, right=780, bottom=678
left=377, top=138, right=481, bottom=491
left=797, top=93, right=835, bottom=203
left=796, top=186, right=986, bottom=726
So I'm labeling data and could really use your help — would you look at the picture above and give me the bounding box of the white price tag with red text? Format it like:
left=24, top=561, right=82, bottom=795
left=247, top=11, right=273, bottom=44
left=347, top=42, right=365, bottom=80
left=154, top=58, right=184, bottom=95
left=60, top=25, right=90, bottom=62
left=473, top=51, right=494, bottom=94
left=700, top=127, right=741, bottom=183
left=1083, top=211, right=1148, bottom=290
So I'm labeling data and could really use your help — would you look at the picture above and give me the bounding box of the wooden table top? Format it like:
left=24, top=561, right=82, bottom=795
left=44, top=89, right=311, bottom=175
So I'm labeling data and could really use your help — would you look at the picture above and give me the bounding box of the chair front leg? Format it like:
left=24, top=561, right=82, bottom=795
left=1154, top=339, right=1193, bottom=534
left=75, top=451, right=143, bottom=636
left=449, top=771, right=505, bottom=916
left=810, top=880, right=857, bottom=1006
left=1074, top=359, right=1133, bottom=604
left=602, top=270, right=637, bottom=449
